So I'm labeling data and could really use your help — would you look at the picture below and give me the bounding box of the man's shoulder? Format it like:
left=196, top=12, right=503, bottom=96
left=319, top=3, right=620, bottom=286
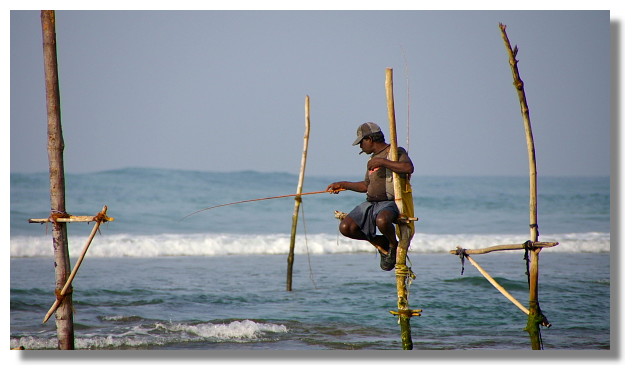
left=397, top=146, right=412, bottom=159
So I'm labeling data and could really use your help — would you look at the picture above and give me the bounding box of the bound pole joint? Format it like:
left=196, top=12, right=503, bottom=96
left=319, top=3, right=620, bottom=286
left=397, top=214, right=418, bottom=224
left=49, top=210, right=70, bottom=223
left=54, top=287, right=72, bottom=302
left=390, top=309, right=422, bottom=318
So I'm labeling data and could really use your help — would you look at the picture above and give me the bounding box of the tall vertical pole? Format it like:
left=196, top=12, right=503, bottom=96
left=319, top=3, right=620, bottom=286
left=287, top=95, right=311, bottom=291
left=41, top=10, right=74, bottom=349
left=499, top=23, right=545, bottom=349
left=385, top=68, right=416, bottom=349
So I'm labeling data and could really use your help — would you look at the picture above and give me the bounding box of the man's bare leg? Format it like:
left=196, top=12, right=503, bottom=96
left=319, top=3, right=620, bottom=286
left=338, top=216, right=390, bottom=254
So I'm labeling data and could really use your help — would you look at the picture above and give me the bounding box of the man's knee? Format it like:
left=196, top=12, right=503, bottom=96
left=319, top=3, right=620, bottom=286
left=375, top=210, right=396, bottom=229
left=339, top=217, right=358, bottom=236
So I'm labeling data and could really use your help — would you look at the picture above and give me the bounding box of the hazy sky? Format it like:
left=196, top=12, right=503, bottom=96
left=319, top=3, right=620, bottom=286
left=10, top=10, right=611, bottom=177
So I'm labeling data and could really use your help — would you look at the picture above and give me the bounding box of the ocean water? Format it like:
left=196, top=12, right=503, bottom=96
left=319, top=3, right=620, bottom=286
left=10, top=168, right=611, bottom=350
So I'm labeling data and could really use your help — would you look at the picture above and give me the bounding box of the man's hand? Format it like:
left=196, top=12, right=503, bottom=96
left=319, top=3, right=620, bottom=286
left=327, top=182, right=345, bottom=193
left=367, top=156, right=414, bottom=175
left=367, top=157, right=386, bottom=171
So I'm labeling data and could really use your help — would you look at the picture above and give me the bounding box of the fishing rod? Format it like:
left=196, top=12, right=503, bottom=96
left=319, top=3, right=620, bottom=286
left=180, top=188, right=345, bottom=221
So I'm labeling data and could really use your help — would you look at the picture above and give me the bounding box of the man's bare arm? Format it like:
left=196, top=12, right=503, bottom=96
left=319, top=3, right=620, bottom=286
left=327, top=181, right=368, bottom=193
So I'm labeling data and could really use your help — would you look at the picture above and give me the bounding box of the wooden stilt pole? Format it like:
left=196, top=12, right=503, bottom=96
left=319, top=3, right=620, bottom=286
left=385, top=68, right=417, bottom=350
left=41, top=10, right=74, bottom=350
left=287, top=95, right=311, bottom=291
left=499, top=23, right=547, bottom=349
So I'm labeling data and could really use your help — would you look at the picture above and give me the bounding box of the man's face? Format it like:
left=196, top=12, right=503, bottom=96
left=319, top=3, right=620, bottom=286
left=359, top=137, right=373, bottom=154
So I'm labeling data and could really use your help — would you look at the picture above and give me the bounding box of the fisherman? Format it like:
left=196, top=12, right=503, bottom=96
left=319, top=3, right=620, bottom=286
left=327, top=122, right=414, bottom=271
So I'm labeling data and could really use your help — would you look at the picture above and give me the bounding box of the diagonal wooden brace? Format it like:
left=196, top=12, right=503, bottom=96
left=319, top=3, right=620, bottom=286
left=42, top=206, right=110, bottom=324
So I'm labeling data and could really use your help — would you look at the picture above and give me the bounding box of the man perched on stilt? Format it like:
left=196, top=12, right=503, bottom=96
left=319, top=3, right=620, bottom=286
left=327, top=122, right=414, bottom=271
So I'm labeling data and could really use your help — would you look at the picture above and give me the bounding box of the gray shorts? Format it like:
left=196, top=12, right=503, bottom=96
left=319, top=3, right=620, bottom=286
left=347, top=200, right=399, bottom=240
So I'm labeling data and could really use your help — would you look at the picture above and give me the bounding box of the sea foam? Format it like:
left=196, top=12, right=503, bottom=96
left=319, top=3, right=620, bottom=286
left=10, top=231, right=610, bottom=258
left=10, top=319, right=288, bottom=349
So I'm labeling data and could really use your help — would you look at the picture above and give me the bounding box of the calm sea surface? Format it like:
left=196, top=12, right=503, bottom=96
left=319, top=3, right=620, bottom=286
left=10, top=169, right=611, bottom=350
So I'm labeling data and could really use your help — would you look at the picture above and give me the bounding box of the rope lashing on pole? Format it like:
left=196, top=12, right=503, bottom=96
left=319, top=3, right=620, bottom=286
left=180, top=188, right=345, bottom=221
left=456, top=247, right=468, bottom=275
left=523, top=240, right=532, bottom=284
left=394, top=260, right=417, bottom=307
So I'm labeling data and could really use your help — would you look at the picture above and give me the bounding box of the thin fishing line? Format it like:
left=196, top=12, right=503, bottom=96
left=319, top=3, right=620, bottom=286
left=301, top=202, right=317, bottom=289
left=400, top=44, right=411, bottom=153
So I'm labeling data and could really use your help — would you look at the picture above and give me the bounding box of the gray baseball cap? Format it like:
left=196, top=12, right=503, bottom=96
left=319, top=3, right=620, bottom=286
left=352, top=122, right=382, bottom=145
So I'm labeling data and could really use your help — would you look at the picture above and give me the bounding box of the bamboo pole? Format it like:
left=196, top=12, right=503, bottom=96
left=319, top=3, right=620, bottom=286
left=29, top=213, right=115, bottom=223
left=385, top=67, right=416, bottom=350
left=462, top=254, right=529, bottom=315
left=287, top=95, right=311, bottom=291
left=456, top=251, right=551, bottom=327
left=500, top=23, right=546, bottom=349
left=41, top=10, right=74, bottom=350
left=334, top=210, right=417, bottom=224
left=42, top=206, right=109, bottom=323
left=448, top=241, right=558, bottom=255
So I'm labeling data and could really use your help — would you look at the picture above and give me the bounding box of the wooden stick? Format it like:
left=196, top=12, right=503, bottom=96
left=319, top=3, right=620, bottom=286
left=499, top=24, right=539, bottom=247
left=29, top=215, right=114, bottom=223
left=287, top=95, right=310, bottom=292
left=41, top=10, right=74, bottom=349
left=462, top=254, right=551, bottom=327
left=333, top=210, right=417, bottom=223
left=42, top=206, right=108, bottom=324
left=500, top=23, right=547, bottom=348
left=386, top=67, right=417, bottom=350
left=449, top=241, right=558, bottom=255
left=464, top=254, right=529, bottom=314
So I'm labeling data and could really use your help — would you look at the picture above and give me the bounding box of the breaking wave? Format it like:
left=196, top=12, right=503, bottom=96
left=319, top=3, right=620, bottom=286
left=10, top=231, right=609, bottom=258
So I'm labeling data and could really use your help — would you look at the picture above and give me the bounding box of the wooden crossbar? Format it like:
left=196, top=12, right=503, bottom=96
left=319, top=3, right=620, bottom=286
left=29, top=206, right=114, bottom=224
left=449, top=241, right=558, bottom=255
left=29, top=216, right=114, bottom=223
left=334, top=210, right=418, bottom=223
